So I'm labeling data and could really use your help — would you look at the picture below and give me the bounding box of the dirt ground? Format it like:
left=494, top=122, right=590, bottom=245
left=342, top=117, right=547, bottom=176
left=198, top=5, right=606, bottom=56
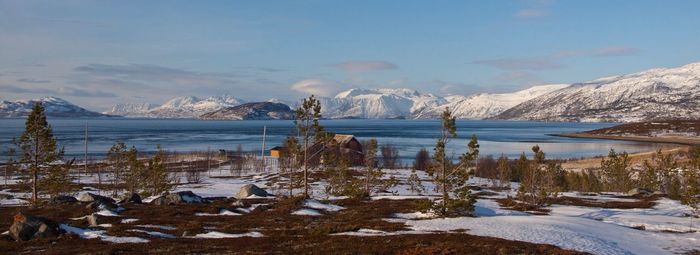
left=0, top=197, right=587, bottom=255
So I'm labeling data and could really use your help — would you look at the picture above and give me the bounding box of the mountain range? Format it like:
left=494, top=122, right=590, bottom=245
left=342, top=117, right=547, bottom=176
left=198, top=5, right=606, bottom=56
left=2, top=62, right=699, bottom=122
left=0, top=97, right=110, bottom=118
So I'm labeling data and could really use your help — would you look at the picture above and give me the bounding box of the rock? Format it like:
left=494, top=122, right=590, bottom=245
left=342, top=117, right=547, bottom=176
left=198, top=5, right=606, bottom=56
left=86, top=213, right=103, bottom=227
left=235, top=184, right=269, bottom=199
left=85, top=198, right=121, bottom=214
left=119, top=193, right=142, bottom=204
left=627, top=188, right=652, bottom=196
left=150, top=195, right=169, bottom=206
left=168, top=191, right=206, bottom=204
left=76, top=192, right=116, bottom=204
left=9, top=213, right=62, bottom=241
left=50, top=195, right=78, bottom=204
left=231, top=200, right=245, bottom=207
left=150, top=191, right=206, bottom=205
left=0, top=194, right=14, bottom=200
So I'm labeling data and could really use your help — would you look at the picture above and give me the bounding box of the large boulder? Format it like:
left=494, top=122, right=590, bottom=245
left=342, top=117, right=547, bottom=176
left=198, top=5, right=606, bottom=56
left=86, top=213, right=103, bottom=227
left=235, top=184, right=270, bottom=199
left=9, top=213, right=62, bottom=241
left=119, top=193, right=142, bottom=204
left=50, top=195, right=78, bottom=205
left=85, top=198, right=122, bottom=215
left=76, top=192, right=115, bottom=204
left=627, top=188, right=652, bottom=196
left=151, top=191, right=206, bottom=205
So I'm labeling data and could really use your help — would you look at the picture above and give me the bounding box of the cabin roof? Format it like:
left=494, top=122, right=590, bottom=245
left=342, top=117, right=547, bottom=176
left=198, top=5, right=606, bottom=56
left=333, top=134, right=355, bottom=144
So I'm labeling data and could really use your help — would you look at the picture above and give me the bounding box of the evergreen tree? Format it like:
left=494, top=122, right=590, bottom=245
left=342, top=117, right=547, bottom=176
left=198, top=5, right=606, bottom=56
left=124, top=146, right=145, bottom=195
left=407, top=168, right=425, bottom=195
left=600, top=149, right=632, bottom=193
left=294, top=95, right=323, bottom=198
left=516, top=146, right=560, bottom=207
left=145, top=145, right=170, bottom=196
left=426, top=108, right=477, bottom=216
left=279, top=136, right=301, bottom=197
left=681, top=146, right=700, bottom=229
left=41, top=159, right=74, bottom=198
left=14, top=103, right=64, bottom=204
left=107, top=141, right=128, bottom=196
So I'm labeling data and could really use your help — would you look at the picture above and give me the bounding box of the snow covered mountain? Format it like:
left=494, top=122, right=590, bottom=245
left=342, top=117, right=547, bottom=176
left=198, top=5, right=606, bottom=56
left=413, top=84, right=569, bottom=119
left=199, top=102, right=295, bottom=120
left=320, top=88, right=447, bottom=119
left=493, top=62, right=700, bottom=122
left=104, top=102, right=158, bottom=117
left=111, top=95, right=246, bottom=118
left=0, top=96, right=111, bottom=118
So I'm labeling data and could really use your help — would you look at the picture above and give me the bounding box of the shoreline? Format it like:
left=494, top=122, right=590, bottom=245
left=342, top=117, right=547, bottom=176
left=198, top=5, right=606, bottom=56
left=553, top=133, right=700, bottom=146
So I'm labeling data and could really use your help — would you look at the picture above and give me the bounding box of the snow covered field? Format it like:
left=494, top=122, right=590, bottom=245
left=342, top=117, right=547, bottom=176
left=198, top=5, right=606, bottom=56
left=2, top=167, right=700, bottom=254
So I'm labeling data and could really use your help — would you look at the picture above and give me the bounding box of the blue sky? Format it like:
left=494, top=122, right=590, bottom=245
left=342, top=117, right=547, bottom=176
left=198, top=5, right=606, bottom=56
left=1, top=0, right=699, bottom=111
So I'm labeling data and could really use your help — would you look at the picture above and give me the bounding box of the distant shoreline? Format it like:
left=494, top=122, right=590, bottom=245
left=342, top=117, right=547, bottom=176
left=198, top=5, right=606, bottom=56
left=554, top=133, right=700, bottom=146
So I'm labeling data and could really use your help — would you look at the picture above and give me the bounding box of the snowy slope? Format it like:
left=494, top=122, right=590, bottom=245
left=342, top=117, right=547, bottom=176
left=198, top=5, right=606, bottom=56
left=115, top=95, right=246, bottom=118
left=414, top=84, right=568, bottom=119
left=320, top=88, right=447, bottom=119
left=104, top=103, right=158, bottom=117
left=494, top=62, right=700, bottom=122
left=0, top=96, right=111, bottom=118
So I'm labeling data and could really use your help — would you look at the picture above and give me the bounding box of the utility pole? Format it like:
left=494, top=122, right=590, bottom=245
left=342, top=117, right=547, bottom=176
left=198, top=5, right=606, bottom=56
left=81, top=122, right=88, bottom=185
left=261, top=126, right=267, bottom=172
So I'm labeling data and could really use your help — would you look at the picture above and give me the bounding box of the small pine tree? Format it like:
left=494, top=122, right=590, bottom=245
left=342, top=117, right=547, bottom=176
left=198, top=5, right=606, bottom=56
left=145, top=145, right=171, bottom=196
left=41, top=159, right=74, bottom=199
left=294, top=95, right=323, bottom=198
left=107, top=141, right=128, bottom=196
left=279, top=136, right=301, bottom=197
left=407, top=168, right=425, bottom=195
left=600, top=149, right=632, bottom=193
left=124, top=146, right=145, bottom=195
left=14, top=103, right=64, bottom=204
left=516, top=146, right=560, bottom=207
left=426, top=108, right=477, bottom=216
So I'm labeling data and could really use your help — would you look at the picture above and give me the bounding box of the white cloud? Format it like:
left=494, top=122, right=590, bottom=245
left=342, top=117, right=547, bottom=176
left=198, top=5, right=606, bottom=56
left=290, top=79, right=343, bottom=97
left=330, top=61, right=398, bottom=72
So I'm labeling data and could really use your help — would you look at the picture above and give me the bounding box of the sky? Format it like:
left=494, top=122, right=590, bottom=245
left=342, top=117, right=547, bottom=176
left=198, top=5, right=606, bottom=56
left=1, top=0, right=700, bottom=111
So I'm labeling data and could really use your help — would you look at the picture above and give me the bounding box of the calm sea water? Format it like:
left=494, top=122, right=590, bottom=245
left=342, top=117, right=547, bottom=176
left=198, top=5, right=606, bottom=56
left=0, top=118, right=672, bottom=162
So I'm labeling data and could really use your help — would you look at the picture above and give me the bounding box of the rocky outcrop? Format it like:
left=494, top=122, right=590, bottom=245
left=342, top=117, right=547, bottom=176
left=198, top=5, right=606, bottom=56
left=235, top=184, right=270, bottom=199
left=9, top=213, right=62, bottom=241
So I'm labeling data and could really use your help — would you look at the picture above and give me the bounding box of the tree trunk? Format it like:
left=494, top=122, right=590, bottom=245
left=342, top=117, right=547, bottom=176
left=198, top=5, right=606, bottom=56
left=303, top=136, right=309, bottom=198
left=32, top=120, right=39, bottom=204
left=442, top=161, right=448, bottom=215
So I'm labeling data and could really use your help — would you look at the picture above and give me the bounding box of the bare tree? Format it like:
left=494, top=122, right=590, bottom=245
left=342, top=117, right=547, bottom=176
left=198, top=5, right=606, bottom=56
left=413, top=148, right=430, bottom=171
left=381, top=144, right=400, bottom=169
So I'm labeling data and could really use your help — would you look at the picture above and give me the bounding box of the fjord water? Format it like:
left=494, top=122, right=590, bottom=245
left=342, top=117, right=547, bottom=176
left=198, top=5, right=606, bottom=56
left=0, top=118, right=671, bottom=162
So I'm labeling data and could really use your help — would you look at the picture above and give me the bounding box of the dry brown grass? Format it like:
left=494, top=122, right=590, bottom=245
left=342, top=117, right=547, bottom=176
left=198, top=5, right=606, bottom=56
left=0, top=197, right=588, bottom=254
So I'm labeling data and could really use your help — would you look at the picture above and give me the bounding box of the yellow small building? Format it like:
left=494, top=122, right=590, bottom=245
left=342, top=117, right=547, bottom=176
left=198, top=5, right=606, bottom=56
left=269, top=146, right=284, bottom=157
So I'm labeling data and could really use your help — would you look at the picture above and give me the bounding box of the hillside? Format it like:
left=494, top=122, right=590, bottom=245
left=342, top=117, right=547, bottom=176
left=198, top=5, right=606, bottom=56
left=199, top=102, right=295, bottom=120
left=494, top=62, right=700, bottom=122
left=0, top=97, right=111, bottom=118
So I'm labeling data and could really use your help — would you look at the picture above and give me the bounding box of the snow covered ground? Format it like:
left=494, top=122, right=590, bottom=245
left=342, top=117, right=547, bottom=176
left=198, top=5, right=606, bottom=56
left=2, top=168, right=700, bottom=254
